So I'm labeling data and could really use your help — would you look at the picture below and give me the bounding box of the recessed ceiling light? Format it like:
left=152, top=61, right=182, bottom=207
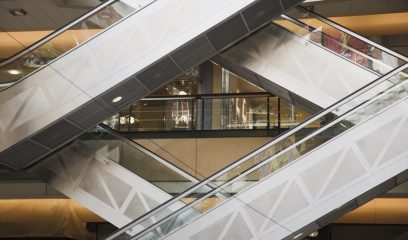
left=112, top=96, right=122, bottom=103
left=8, top=9, right=27, bottom=16
left=309, top=231, right=318, bottom=238
left=293, top=233, right=303, bottom=239
left=7, top=69, right=21, bottom=75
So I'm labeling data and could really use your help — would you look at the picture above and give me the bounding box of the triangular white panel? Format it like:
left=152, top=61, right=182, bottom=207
left=143, top=194, right=162, bottom=212
left=380, top=117, right=408, bottom=165
left=79, top=168, right=114, bottom=207
left=321, top=149, right=367, bottom=197
left=12, top=87, right=51, bottom=130
left=243, top=205, right=270, bottom=232
left=42, top=72, right=82, bottom=105
left=356, top=117, right=400, bottom=166
left=54, top=52, right=89, bottom=82
left=222, top=213, right=254, bottom=240
left=300, top=149, right=343, bottom=198
left=190, top=213, right=233, bottom=240
left=271, top=182, right=309, bottom=223
left=0, top=88, right=32, bottom=132
left=100, top=170, right=132, bottom=208
left=124, top=193, right=147, bottom=219
left=246, top=181, right=286, bottom=227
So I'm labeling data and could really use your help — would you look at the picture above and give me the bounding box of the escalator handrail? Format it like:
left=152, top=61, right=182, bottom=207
left=106, top=61, right=408, bottom=239
left=97, top=123, right=199, bottom=183
left=0, top=0, right=118, bottom=67
left=298, top=6, right=408, bottom=63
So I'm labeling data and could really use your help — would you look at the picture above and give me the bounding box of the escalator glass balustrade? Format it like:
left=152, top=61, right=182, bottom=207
left=33, top=123, right=216, bottom=229
left=107, top=63, right=408, bottom=239
left=0, top=0, right=149, bottom=90
left=276, top=6, right=407, bottom=76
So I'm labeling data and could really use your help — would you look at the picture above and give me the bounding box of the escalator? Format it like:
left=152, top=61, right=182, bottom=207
left=32, top=122, right=208, bottom=229
left=0, top=0, right=135, bottom=89
left=0, top=0, right=111, bottom=65
left=216, top=6, right=408, bottom=110
left=106, top=61, right=408, bottom=239
left=0, top=0, right=301, bottom=171
left=2, top=1, right=407, bottom=238
left=12, top=52, right=314, bottom=233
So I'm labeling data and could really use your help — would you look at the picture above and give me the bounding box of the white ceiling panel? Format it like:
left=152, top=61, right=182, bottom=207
left=0, top=0, right=102, bottom=31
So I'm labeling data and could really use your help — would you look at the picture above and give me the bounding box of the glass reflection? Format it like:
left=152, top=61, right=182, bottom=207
left=0, top=1, right=136, bottom=90
left=274, top=7, right=406, bottom=76
left=103, top=95, right=317, bottom=132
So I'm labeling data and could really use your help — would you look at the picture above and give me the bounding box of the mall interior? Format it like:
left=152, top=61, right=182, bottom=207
left=0, top=0, right=408, bottom=239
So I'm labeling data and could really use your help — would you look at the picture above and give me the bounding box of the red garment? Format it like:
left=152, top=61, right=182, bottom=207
left=322, top=28, right=369, bottom=66
left=348, top=36, right=369, bottom=66
left=323, top=29, right=341, bottom=53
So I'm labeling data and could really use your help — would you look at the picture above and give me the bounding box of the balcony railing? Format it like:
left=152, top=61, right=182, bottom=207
left=103, top=93, right=319, bottom=133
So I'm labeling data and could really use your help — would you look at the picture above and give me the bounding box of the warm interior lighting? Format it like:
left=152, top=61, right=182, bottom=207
left=335, top=198, right=408, bottom=224
left=293, top=233, right=303, bottom=239
left=112, top=96, right=123, bottom=103
left=7, top=69, right=21, bottom=75
left=0, top=199, right=103, bottom=237
left=329, top=12, right=408, bottom=36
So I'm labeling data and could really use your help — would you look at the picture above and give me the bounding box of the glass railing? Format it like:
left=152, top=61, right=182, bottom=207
left=103, top=93, right=318, bottom=133
left=107, top=63, right=408, bottom=239
left=69, top=124, right=199, bottom=194
left=0, top=0, right=154, bottom=90
left=0, top=0, right=108, bottom=62
left=274, top=7, right=407, bottom=76
left=38, top=122, right=216, bottom=233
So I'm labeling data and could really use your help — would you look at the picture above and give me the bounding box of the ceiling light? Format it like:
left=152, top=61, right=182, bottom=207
left=8, top=9, right=27, bottom=16
left=293, top=233, right=303, bottom=239
left=309, top=231, right=318, bottom=238
left=7, top=69, right=21, bottom=75
left=112, top=96, right=122, bottom=103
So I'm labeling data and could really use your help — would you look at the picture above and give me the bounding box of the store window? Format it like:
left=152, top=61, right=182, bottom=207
left=104, top=62, right=317, bottom=132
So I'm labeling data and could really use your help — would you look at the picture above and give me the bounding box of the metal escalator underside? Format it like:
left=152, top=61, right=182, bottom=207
left=0, top=0, right=302, bottom=171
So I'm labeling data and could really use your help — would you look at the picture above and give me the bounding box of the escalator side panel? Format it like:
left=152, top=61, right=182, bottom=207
left=163, top=84, right=408, bottom=240
left=221, top=24, right=379, bottom=108
left=0, top=0, right=298, bottom=170
left=213, top=54, right=323, bottom=113
left=32, top=138, right=179, bottom=228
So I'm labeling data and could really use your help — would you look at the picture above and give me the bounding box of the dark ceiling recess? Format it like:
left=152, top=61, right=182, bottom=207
left=8, top=8, right=27, bottom=16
